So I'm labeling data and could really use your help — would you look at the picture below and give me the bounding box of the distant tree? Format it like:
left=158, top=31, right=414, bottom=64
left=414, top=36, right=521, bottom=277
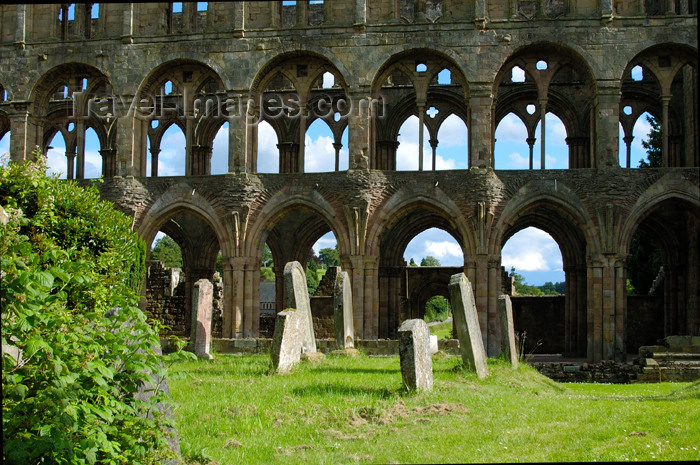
left=150, top=235, right=182, bottom=268
left=538, top=282, right=560, bottom=295
left=424, top=296, right=450, bottom=323
left=509, top=268, right=544, bottom=296
left=261, top=244, right=273, bottom=267
left=409, top=258, right=418, bottom=266
left=306, top=254, right=320, bottom=295
left=639, top=115, right=662, bottom=168
left=554, top=281, right=566, bottom=294
left=319, top=247, right=340, bottom=268
left=420, top=255, right=441, bottom=266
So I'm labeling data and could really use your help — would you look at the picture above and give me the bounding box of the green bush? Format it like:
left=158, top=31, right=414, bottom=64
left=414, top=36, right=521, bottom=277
left=1, top=154, right=182, bottom=464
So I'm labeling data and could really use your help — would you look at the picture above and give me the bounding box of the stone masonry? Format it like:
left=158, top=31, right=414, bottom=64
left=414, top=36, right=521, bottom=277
left=0, top=1, right=697, bottom=363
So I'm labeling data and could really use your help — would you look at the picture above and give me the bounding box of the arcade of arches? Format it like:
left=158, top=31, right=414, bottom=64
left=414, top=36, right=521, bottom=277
left=1, top=2, right=697, bottom=362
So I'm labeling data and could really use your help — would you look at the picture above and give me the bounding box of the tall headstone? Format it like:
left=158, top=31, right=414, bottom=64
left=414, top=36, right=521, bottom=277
left=270, top=308, right=304, bottom=373
left=498, top=295, right=519, bottom=368
left=284, top=261, right=317, bottom=354
left=191, top=278, right=214, bottom=359
left=397, top=319, right=433, bottom=391
left=448, top=273, right=489, bottom=379
left=333, top=269, right=355, bottom=350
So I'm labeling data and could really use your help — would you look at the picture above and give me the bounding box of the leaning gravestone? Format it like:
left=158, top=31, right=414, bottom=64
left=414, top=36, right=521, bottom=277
left=284, top=261, right=317, bottom=354
left=333, top=269, right=356, bottom=350
left=270, top=308, right=304, bottom=373
left=498, top=295, right=519, bottom=369
left=448, top=273, right=489, bottom=379
left=191, top=278, right=214, bottom=359
left=397, top=319, right=433, bottom=391
left=105, top=308, right=181, bottom=464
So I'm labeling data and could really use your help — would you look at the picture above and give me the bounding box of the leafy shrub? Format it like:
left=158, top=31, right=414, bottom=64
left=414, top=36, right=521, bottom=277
left=1, top=154, right=183, bottom=464
left=424, top=296, right=450, bottom=323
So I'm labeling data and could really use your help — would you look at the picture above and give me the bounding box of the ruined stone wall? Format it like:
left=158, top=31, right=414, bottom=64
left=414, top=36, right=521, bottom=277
left=511, top=296, right=566, bottom=354
left=146, top=260, right=187, bottom=337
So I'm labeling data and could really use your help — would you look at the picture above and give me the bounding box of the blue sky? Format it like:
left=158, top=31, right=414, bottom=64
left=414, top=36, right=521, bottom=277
left=0, top=104, right=655, bottom=287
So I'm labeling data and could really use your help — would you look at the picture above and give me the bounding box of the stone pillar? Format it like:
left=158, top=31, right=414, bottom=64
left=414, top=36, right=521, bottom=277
left=417, top=103, right=425, bottom=170
left=469, top=85, right=494, bottom=168
left=14, top=4, right=26, bottom=49
left=375, top=140, right=398, bottom=170
left=149, top=147, right=160, bottom=176
left=191, top=279, right=214, bottom=359
left=9, top=105, right=42, bottom=163
left=115, top=109, right=148, bottom=176
left=354, top=0, right=367, bottom=28
left=62, top=151, right=74, bottom=180
left=333, top=142, right=342, bottom=171
left=539, top=99, right=547, bottom=169
left=429, top=138, right=438, bottom=170
left=298, top=102, right=307, bottom=173
left=566, top=136, right=589, bottom=169
left=498, top=295, right=518, bottom=368
left=222, top=261, right=234, bottom=337
left=228, top=95, right=250, bottom=173
left=623, top=135, right=634, bottom=168
left=100, top=148, right=117, bottom=178
left=278, top=142, right=300, bottom=173
left=190, top=145, right=212, bottom=175
left=76, top=118, right=86, bottom=179
left=594, top=83, right=621, bottom=168
left=348, top=92, right=371, bottom=170
left=587, top=255, right=626, bottom=362
left=296, top=0, right=308, bottom=26
left=661, top=94, right=671, bottom=167
left=527, top=136, right=536, bottom=170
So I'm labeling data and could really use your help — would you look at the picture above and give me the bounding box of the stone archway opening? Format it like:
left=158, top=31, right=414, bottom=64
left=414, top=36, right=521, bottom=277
left=499, top=204, right=589, bottom=358
left=625, top=197, right=700, bottom=352
left=144, top=209, right=222, bottom=339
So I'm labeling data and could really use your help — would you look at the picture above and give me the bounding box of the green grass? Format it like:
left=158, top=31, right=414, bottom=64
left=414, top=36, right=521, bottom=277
left=428, top=321, right=452, bottom=339
left=168, top=353, right=700, bottom=464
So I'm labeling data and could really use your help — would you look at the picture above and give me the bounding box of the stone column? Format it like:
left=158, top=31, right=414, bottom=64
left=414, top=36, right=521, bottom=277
left=65, top=151, right=76, bottom=180
left=9, top=105, right=42, bottom=163
left=587, top=255, right=626, bottom=362
left=228, top=95, right=250, bottom=173
left=566, top=136, right=589, bottom=169
left=75, top=118, right=86, bottom=179
left=296, top=0, right=308, bottom=26
left=375, top=140, right=398, bottom=170
left=100, top=148, right=117, bottom=178
left=222, top=261, right=234, bottom=338
left=14, top=4, right=26, bottom=49
left=347, top=92, right=371, bottom=170
left=539, top=99, right=547, bottom=169
left=149, top=147, right=160, bottom=176
left=298, top=101, right=307, bottom=173
left=469, top=85, right=494, bottom=168
left=333, top=142, right=342, bottom=171
left=278, top=142, right=300, bottom=173
left=429, top=138, right=438, bottom=170
left=115, top=106, right=148, bottom=176
left=661, top=94, right=671, bottom=167
left=191, top=145, right=212, bottom=175
left=354, top=0, right=367, bottom=28
left=594, top=82, right=622, bottom=168
left=623, top=135, right=634, bottom=168
left=527, top=136, right=536, bottom=170
left=417, top=103, right=426, bottom=170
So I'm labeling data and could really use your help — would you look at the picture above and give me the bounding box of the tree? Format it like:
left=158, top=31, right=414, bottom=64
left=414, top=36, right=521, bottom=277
left=509, top=268, right=544, bottom=296
left=150, top=235, right=183, bottom=268
left=260, top=244, right=274, bottom=282
left=627, top=115, right=663, bottom=294
left=1, top=154, right=187, bottom=464
left=639, top=115, right=662, bottom=168
left=319, top=247, right=340, bottom=268
left=424, top=296, right=451, bottom=323
left=409, top=258, right=418, bottom=266
left=420, top=255, right=441, bottom=266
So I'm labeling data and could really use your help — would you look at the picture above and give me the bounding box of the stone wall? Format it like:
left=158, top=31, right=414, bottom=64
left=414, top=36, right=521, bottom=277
left=511, top=296, right=566, bottom=354
left=146, top=260, right=187, bottom=337
left=626, top=296, right=664, bottom=353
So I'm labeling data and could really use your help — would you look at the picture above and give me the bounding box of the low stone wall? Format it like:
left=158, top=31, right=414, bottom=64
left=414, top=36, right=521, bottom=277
left=311, top=296, right=335, bottom=339
left=511, top=296, right=565, bottom=353
left=530, top=360, right=641, bottom=384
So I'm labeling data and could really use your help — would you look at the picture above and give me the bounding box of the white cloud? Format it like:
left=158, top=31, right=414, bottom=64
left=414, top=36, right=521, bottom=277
left=305, top=133, right=335, bottom=172
left=434, top=155, right=456, bottom=170
left=495, top=113, right=528, bottom=143
left=424, top=240, right=462, bottom=259
left=545, top=113, right=567, bottom=146
left=502, top=227, right=563, bottom=272
left=437, top=114, right=467, bottom=148
left=508, top=152, right=529, bottom=168
left=158, top=127, right=186, bottom=176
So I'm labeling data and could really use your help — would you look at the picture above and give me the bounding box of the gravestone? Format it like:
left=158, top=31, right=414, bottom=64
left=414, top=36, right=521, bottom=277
left=397, top=319, right=433, bottom=391
left=430, top=334, right=439, bottom=355
left=498, top=295, right=519, bottom=368
left=270, top=308, right=304, bottom=373
left=191, top=278, right=214, bottom=359
left=284, top=261, right=317, bottom=354
left=448, top=273, right=489, bottom=379
left=333, top=269, right=356, bottom=350
left=105, top=308, right=181, bottom=464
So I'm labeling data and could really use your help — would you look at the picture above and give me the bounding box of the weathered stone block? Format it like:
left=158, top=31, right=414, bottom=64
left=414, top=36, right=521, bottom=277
left=270, top=309, right=304, bottom=374
left=191, top=278, right=214, bottom=360
left=284, top=261, right=317, bottom=354
left=448, top=273, right=488, bottom=379
left=397, top=319, right=433, bottom=391
left=498, top=294, right=518, bottom=369
left=333, top=269, right=355, bottom=349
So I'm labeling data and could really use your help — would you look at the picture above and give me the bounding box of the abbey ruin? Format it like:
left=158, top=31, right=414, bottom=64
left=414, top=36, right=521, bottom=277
left=0, top=1, right=697, bottom=363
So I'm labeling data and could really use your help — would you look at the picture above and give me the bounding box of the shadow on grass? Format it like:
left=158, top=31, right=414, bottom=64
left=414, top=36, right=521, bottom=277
left=306, top=366, right=401, bottom=375
left=291, top=382, right=400, bottom=399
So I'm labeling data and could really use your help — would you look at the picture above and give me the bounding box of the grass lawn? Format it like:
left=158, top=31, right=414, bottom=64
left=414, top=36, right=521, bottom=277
left=168, top=353, right=699, bottom=464
left=428, top=321, right=452, bottom=339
